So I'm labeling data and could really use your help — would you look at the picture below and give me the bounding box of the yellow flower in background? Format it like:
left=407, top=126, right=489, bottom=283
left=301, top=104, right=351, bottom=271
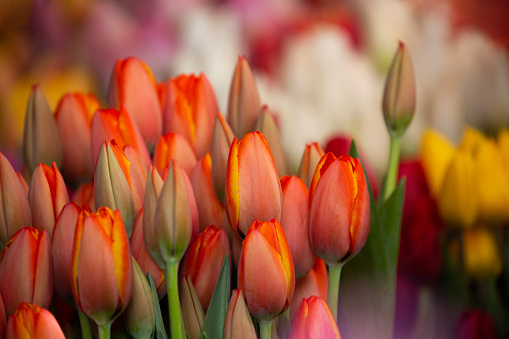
left=438, top=148, right=477, bottom=228
left=420, top=129, right=455, bottom=198
left=497, top=128, right=509, bottom=169
left=459, top=127, right=486, bottom=156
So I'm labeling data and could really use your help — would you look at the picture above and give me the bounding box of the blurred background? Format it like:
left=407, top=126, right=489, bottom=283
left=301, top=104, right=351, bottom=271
left=0, top=0, right=508, bottom=173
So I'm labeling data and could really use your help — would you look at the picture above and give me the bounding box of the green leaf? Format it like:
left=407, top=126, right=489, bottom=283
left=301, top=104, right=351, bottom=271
left=199, top=255, right=230, bottom=339
left=147, top=273, right=168, bottom=339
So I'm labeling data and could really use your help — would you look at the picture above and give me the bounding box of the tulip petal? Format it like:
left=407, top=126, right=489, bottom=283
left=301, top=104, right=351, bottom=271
left=225, top=137, right=240, bottom=235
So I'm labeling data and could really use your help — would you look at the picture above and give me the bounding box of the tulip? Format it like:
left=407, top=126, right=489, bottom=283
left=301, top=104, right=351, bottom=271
left=71, top=207, right=133, bottom=331
left=179, top=275, right=205, bottom=339
left=124, top=258, right=155, bottom=339
left=382, top=41, right=415, bottom=137
left=297, top=142, right=325, bottom=188
left=180, top=225, right=231, bottom=311
left=210, top=113, right=235, bottom=203
left=6, top=303, right=65, bottom=339
left=225, top=131, right=283, bottom=239
left=288, top=296, right=341, bottom=339
left=72, top=182, right=96, bottom=211
left=131, top=210, right=166, bottom=298
left=420, top=129, right=455, bottom=198
left=124, top=145, right=148, bottom=218
left=90, top=107, right=151, bottom=169
left=0, top=151, right=31, bottom=249
left=0, top=227, right=52, bottom=317
left=280, top=175, right=315, bottom=279
left=0, top=293, right=5, bottom=338
left=254, top=105, right=287, bottom=177
left=162, top=73, right=219, bottom=158
left=94, top=140, right=135, bottom=237
left=397, top=160, right=430, bottom=221
left=224, top=289, right=257, bottom=339
left=22, top=84, right=62, bottom=173
left=153, top=132, right=198, bottom=177
left=108, top=57, right=162, bottom=150
left=17, top=172, right=29, bottom=196
left=290, top=258, right=328, bottom=320
left=190, top=153, right=224, bottom=233
left=438, top=148, right=477, bottom=228
left=28, top=162, right=69, bottom=239
left=227, top=56, right=261, bottom=137
left=455, top=310, right=496, bottom=339
left=54, top=92, right=100, bottom=181
left=238, top=220, right=294, bottom=325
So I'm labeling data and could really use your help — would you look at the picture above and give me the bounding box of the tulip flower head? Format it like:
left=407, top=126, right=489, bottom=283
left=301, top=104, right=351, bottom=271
left=290, top=258, right=328, bottom=320
left=224, top=289, right=257, bottom=339
left=179, top=275, right=205, bottom=339
left=153, top=132, right=198, bottom=177
left=210, top=113, right=235, bottom=203
left=289, top=296, right=341, bottom=339
left=297, top=142, right=325, bottom=188
left=7, top=303, right=65, bottom=339
left=254, top=105, right=287, bottom=177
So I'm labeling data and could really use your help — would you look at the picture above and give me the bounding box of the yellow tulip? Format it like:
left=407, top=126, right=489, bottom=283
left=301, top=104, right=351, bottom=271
left=459, top=127, right=486, bottom=156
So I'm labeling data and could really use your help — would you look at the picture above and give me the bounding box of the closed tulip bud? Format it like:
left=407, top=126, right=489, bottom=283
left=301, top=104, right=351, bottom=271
left=153, top=132, right=198, bottom=177
left=382, top=41, right=416, bottom=137
left=180, top=225, right=231, bottom=311
left=7, top=303, right=65, bottom=339
left=238, top=219, right=295, bottom=321
left=124, top=145, right=148, bottom=218
left=0, top=152, right=32, bottom=249
left=224, top=289, right=257, bottom=339
left=162, top=73, right=219, bottom=158
left=309, top=153, right=370, bottom=266
left=17, top=172, right=29, bottom=197
left=28, top=162, right=69, bottom=239
left=90, top=108, right=151, bottom=169
left=225, top=132, right=283, bottom=239
left=420, top=129, right=455, bottom=198
left=290, top=258, right=328, bottom=320
left=108, top=57, right=163, bottom=150
left=227, top=56, right=261, bottom=137
left=254, top=106, right=287, bottom=177
left=190, top=154, right=225, bottom=233
left=179, top=275, right=205, bottom=339
left=71, top=207, right=133, bottom=326
left=73, top=182, right=96, bottom=211
left=94, top=140, right=135, bottom=237
left=124, top=258, right=155, bottom=339
left=144, top=160, right=199, bottom=267
left=0, top=227, right=52, bottom=317
left=297, top=142, right=325, bottom=188
left=439, top=149, right=477, bottom=228
left=22, top=84, right=62, bottom=173
left=211, top=113, right=235, bottom=203
left=280, top=175, right=315, bottom=279
left=55, top=92, right=100, bottom=181
left=289, top=296, right=341, bottom=339
left=131, top=210, right=165, bottom=298
left=455, top=310, right=496, bottom=339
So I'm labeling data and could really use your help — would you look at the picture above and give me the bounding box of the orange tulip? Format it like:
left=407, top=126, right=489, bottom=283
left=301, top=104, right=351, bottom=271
left=0, top=227, right=52, bottom=317
left=180, top=225, right=231, bottom=311
left=280, top=175, right=315, bottom=279
left=309, top=153, right=370, bottom=266
left=153, top=132, right=198, bottom=177
left=297, top=143, right=325, bottom=188
left=254, top=106, right=287, bottom=177
left=0, top=152, right=32, bottom=249
left=72, top=182, right=96, bottom=211
left=225, top=131, right=283, bottom=239
left=210, top=113, right=235, bottom=203
left=124, top=145, right=148, bottom=218
left=224, top=289, right=257, bottom=339
left=6, top=303, right=65, bottom=339
left=288, top=296, right=341, bottom=339
left=90, top=107, right=151, bottom=169
left=290, top=258, right=328, bottom=320
left=71, top=207, right=133, bottom=326
left=162, top=73, right=219, bottom=158
left=54, top=92, right=100, bottom=181
left=28, top=162, right=69, bottom=239
left=238, top=219, right=294, bottom=321
left=108, top=57, right=162, bottom=150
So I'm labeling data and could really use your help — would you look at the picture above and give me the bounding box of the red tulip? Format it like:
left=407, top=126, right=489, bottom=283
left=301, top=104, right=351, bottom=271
left=280, top=175, right=315, bottom=279
left=455, top=310, right=496, bottom=339
left=153, top=132, right=198, bottom=177
left=0, top=293, right=5, bottom=338
left=297, top=142, right=325, bottom=188
left=288, top=296, right=341, bottom=339
left=7, top=303, right=65, bottom=339
left=180, top=225, right=231, bottom=311
left=290, top=258, right=328, bottom=320
left=162, top=73, right=219, bottom=158
left=108, top=57, right=163, bottom=150
left=28, top=162, right=69, bottom=239
left=224, top=289, right=257, bottom=339
left=309, top=153, right=370, bottom=266
left=71, top=207, right=133, bottom=326
left=225, top=131, right=283, bottom=239
left=238, top=219, right=294, bottom=321
left=0, top=227, right=52, bottom=317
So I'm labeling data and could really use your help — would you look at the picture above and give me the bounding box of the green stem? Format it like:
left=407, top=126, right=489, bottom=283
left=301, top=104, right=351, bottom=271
left=384, top=135, right=401, bottom=202
left=78, top=311, right=93, bottom=339
left=165, top=259, right=185, bottom=339
left=259, top=320, right=273, bottom=339
left=98, top=322, right=111, bottom=339
left=327, top=264, right=343, bottom=321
